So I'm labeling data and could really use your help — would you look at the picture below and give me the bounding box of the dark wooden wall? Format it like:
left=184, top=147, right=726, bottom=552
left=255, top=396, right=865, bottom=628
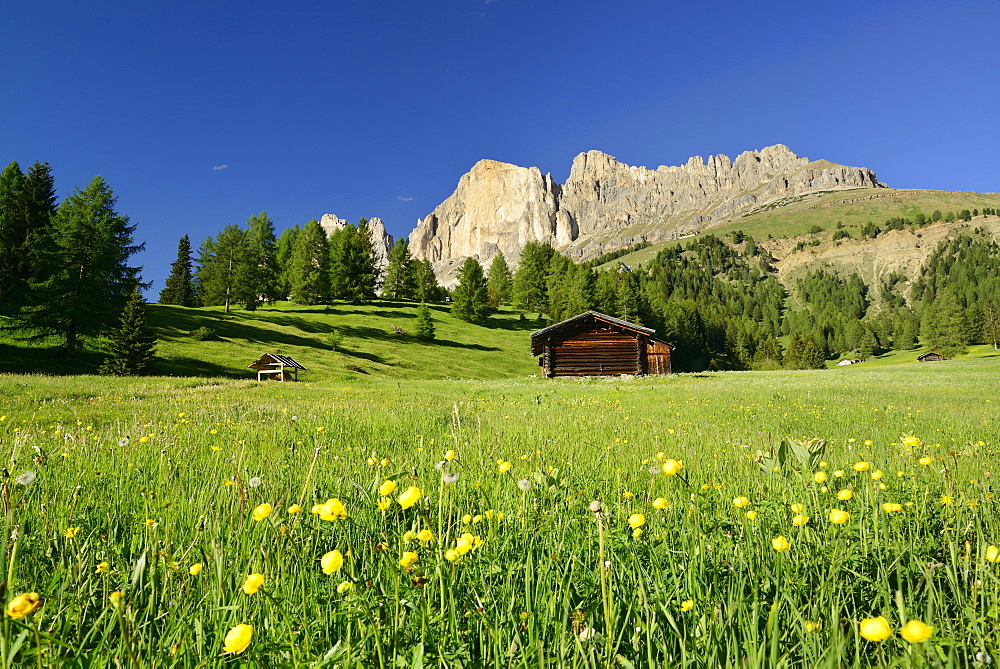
left=543, top=322, right=642, bottom=377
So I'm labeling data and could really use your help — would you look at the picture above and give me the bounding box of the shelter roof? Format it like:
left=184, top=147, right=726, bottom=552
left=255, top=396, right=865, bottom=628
left=530, top=311, right=656, bottom=356
left=248, top=353, right=307, bottom=370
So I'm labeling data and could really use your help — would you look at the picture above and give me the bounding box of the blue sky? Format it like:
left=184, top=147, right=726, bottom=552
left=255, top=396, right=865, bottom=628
left=3, top=0, right=999, bottom=297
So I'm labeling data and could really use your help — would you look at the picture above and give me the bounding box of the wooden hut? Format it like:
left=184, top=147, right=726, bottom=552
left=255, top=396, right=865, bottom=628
left=530, top=311, right=673, bottom=377
left=917, top=351, right=944, bottom=362
left=248, top=353, right=307, bottom=381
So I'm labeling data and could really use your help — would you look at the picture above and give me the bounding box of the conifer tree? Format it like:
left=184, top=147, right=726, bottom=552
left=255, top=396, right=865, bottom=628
left=159, top=235, right=196, bottom=306
left=413, top=259, right=445, bottom=303
left=289, top=220, right=330, bottom=305
left=513, top=241, right=556, bottom=316
left=246, top=212, right=280, bottom=304
left=0, top=161, right=26, bottom=303
left=382, top=238, right=416, bottom=299
left=451, top=257, right=490, bottom=324
left=486, top=252, right=513, bottom=309
left=196, top=224, right=251, bottom=312
left=16, top=176, right=143, bottom=352
left=275, top=224, right=301, bottom=300
left=415, top=302, right=435, bottom=340
left=921, top=291, right=968, bottom=358
left=99, top=287, right=157, bottom=375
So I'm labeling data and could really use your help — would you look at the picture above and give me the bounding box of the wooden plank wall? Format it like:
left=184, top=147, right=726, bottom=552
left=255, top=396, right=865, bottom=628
left=547, top=322, right=641, bottom=377
left=646, top=340, right=672, bottom=375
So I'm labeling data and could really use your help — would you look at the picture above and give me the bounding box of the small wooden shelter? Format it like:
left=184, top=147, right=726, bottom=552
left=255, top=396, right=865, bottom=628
left=917, top=351, right=944, bottom=362
left=248, top=353, right=307, bottom=381
left=530, top=311, right=673, bottom=377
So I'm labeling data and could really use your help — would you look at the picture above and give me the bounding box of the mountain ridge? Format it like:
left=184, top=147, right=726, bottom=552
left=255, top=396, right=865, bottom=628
left=406, top=144, right=885, bottom=285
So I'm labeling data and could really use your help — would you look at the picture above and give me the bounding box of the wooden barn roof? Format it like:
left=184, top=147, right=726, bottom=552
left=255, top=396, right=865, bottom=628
left=530, top=311, right=655, bottom=357
left=248, top=353, right=307, bottom=370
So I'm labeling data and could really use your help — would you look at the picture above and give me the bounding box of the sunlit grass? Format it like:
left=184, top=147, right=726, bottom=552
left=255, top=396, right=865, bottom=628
left=0, top=359, right=998, bottom=665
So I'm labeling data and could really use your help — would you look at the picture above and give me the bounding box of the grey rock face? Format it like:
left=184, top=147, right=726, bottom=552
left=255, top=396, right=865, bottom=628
left=408, top=144, right=885, bottom=281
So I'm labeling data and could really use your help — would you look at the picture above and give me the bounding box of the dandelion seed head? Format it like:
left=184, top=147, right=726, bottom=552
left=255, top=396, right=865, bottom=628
left=517, top=478, right=531, bottom=491
left=443, top=472, right=460, bottom=484
left=248, top=477, right=262, bottom=488
left=15, top=470, right=36, bottom=486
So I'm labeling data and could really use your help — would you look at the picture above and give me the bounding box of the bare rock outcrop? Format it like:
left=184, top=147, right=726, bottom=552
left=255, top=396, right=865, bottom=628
left=408, top=145, right=885, bottom=283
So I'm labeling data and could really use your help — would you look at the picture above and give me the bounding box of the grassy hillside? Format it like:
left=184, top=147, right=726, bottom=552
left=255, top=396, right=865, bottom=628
left=601, top=188, right=1000, bottom=271
left=0, top=301, right=542, bottom=380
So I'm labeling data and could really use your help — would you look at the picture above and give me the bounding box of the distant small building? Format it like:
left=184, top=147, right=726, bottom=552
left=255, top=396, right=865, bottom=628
left=248, top=353, right=307, bottom=381
left=917, top=351, right=945, bottom=362
left=530, top=311, right=673, bottom=377
left=837, top=359, right=861, bottom=366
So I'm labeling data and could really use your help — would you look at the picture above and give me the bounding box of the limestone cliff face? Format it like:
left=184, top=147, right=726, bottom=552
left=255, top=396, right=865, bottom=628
left=408, top=145, right=885, bottom=282
left=320, top=214, right=393, bottom=283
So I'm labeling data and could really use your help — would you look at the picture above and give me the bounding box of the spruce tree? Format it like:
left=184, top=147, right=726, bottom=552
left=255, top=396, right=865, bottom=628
left=16, top=176, right=143, bottom=352
left=513, top=241, right=556, bottom=316
left=382, top=238, right=416, bottom=300
left=451, top=257, right=490, bottom=324
left=159, top=235, right=196, bottom=306
left=0, top=162, right=26, bottom=304
left=415, top=302, right=435, bottom=340
left=196, top=224, right=250, bottom=312
left=921, top=291, right=968, bottom=358
left=290, top=220, right=330, bottom=305
left=413, top=259, right=445, bottom=303
left=19, top=162, right=58, bottom=295
left=99, top=287, right=157, bottom=375
left=486, top=252, right=513, bottom=309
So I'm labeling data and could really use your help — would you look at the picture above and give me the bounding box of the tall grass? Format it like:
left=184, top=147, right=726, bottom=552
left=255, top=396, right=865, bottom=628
left=0, top=360, right=998, bottom=666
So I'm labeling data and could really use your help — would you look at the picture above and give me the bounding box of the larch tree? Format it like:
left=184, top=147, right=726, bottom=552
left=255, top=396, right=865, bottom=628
left=289, top=220, right=330, bottom=305
left=382, top=238, right=416, bottom=300
left=246, top=212, right=280, bottom=305
left=486, top=251, right=513, bottom=309
left=451, top=257, right=490, bottom=324
left=16, top=176, right=143, bottom=352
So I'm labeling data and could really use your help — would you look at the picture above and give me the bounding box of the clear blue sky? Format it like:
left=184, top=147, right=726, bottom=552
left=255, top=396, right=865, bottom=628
left=3, top=0, right=999, bottom=297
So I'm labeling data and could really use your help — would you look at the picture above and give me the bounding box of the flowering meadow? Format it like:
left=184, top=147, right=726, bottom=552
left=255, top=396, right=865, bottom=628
left=1, top=358, right=999, bottom=667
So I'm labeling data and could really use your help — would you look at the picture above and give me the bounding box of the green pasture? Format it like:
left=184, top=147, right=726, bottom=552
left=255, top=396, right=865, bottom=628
left=1, top=358, right=999, bottom=666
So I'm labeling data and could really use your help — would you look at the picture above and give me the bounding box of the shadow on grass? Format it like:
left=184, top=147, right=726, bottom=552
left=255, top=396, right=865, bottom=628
left=0, top=342, right=106, bottom=375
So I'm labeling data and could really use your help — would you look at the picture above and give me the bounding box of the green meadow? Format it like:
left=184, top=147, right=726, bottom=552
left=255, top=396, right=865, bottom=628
left=1, top=350, right=999, bottom=666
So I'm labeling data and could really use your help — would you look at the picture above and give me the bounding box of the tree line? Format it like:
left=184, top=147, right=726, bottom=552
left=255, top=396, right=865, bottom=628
left=0, top=160, right=154, bottom=373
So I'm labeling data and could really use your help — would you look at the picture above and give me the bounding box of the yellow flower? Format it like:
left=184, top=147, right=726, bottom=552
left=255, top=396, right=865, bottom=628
left=497, top=460, right=512, bottom=473
left=882, top=503, right=903, bottom=513
left=287, top=504, right=301, bottom=514
left=902, top=436, right=921, bottom=448
left=397, top=486, right=423, bottom=509
left=871, top=470, right=883, bottom=481
left=627, top=514, right=646, bottom=529
left=985, top=546, right=1000, bottom=563
left=680, top=600, right=694, bottom=612
left=252, top=503, right=272, bottom=521
left=376, top=498, right=392, bottom=511
left=5, top=593, right=41, bottom=619
left=804, top=621, right=821, bottom=633
left=771, top=536, right=791, bottom=552
left=790, top=503, right=805, bottom=513
left=417, top=529, right=434, bottom=542
left=820, top=486, right=829, bottom=493
left=631, top=528, right=643, bottom=538
left=833, top=470, right=845, bottom=478
left=321, top=550, right=344, bottom=574
left=864, top=440, right=873, bottom=447
left=242, top=574, right=265, bottom=595
left=444, top=450, right=456, bottom=461
left=859, top=616, right=893, bottom=642
left=792, top=515, right=809, bottom=526
left=444, top=548, right=460, bottom=562
left=222, top=624, right=253, bottom=654
left=64, top=527, right=81, bottom=539
left=96, top=561, right=110, bottom=574
left=899, top=620, right=933, bottom=643
left=399, top=551, right=419, bottom=569
left=336, top=580, right=354, bottom=594
left=745, top=510, right=758, bottom=520
left=732, top=496, right=750, bottom=508
left=661, top=459, right=683, bottom=476
left=109, top=591, right=122, bottom=607
left=813, top=471, right=827, bottom=484
left=145, top=519, right=156, bottom=527
left=403, top=530, right=417, bottom=542
left=189, top=563, right=203, bottom=576
left=462, top=513, right=472, bottom=524
left=319, top=498, right=348, bottom=521
left=854, top=462, right=870, bottom=472
left=939, top=495, right=953, bottom=505
left=652, top=497, right=668, bottom=510
left=378, top=480, right=397, bottom=496
left=829, top=509, right=850, bottom=525
left=837, top=489, right=853, bottom=501
left=919, top=457, right=932, bottom=466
